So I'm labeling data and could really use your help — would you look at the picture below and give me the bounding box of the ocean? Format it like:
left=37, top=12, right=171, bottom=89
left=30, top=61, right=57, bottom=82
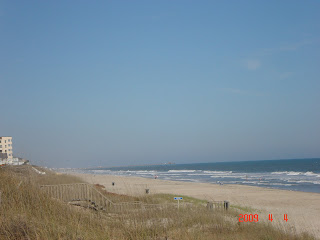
left=68, top=158, right=320, bottom=193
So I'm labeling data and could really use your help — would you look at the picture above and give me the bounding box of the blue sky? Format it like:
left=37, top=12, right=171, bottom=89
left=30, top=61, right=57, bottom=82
left=1, top=1, right=319, bottom=168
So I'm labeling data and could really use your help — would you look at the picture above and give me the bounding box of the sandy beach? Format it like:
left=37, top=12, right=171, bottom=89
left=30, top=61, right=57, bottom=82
left=70, top=173, right=320, bottom=239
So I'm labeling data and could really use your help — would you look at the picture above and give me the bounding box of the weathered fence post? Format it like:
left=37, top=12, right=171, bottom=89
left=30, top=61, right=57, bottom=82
left=206, top=201, right=213, bottom=211
left=224, top=201, right=229, bottom=210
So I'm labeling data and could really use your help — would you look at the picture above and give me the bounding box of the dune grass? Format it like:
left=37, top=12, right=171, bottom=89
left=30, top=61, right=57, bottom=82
left=0, top=165, right=315, bottom=240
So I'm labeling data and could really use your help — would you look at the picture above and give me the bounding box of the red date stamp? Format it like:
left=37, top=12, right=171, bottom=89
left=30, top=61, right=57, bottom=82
left=238, top=214, right=288, bottom=222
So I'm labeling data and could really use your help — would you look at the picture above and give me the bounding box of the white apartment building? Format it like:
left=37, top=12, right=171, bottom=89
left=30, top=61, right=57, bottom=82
left=0, top=136, right=13, bottom=159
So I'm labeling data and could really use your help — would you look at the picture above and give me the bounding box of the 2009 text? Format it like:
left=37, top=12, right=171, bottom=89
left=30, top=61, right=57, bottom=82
left=239, top=214, right=259, bottom=222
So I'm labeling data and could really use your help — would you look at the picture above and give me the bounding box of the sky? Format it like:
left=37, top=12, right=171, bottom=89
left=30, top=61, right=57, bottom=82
left=0, top=1, right=319, bottom=168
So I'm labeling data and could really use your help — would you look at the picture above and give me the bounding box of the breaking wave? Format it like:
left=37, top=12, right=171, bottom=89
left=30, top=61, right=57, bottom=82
left=168, top=170, right=197, bottom=173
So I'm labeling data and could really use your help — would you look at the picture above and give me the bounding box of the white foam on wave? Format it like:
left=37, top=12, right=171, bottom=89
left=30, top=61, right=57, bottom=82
left=304, top=171, right=319, bottom=177
left=295, top=180, right=320, bottom=185
left=209, top=175, right=236, bottom=178
left=203, top=171, right=232, bottom=174
left=271, top=171, right=303, bottom=176
left=271, top=171, right=320, bottom=177
left=168, top=170, right=197, bottom=173
left=160, top=173, right=182, bottom=176
left=91, top=170, right=111, bottom=174
left=242, top=181, right=256, bottom=184
left=187, top=173, right=213, bottom=176
left=134, top=171, right=157, bottom=175
left=240, top=176, right=258, bottom=180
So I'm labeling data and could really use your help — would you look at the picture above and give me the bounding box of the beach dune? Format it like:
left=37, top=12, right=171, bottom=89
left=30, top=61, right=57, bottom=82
left=70, top=173, right=320, bottom=239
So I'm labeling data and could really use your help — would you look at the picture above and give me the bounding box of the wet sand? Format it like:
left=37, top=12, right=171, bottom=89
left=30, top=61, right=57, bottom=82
left=70, top=173, right=320, bottom=239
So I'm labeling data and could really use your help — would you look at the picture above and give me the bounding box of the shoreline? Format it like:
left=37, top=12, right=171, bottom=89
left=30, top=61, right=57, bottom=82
left=67, top=159, right=320, bottom=195
left=69, top=172, right=320, bottom=239
left=68, top=171, right=320, bottom=195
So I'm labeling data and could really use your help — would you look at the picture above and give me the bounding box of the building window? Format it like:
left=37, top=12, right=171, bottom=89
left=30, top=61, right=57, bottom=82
left=0, top=145, right=2, bottom=148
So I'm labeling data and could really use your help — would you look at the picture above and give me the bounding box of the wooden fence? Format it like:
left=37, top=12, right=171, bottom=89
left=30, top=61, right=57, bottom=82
left=40, top=183, right=113, bottom=211
left=40, top=183, right=167, bottom=212
left=206, top=201, right=229, bottom=211
left=40, top=183, right=212, bottom=213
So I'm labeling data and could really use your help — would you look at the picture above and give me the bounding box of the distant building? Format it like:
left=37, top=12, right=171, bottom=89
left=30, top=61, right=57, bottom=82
left=0, top=136, right=13, bottom=159
left=0, top=137, right=29, bottom=166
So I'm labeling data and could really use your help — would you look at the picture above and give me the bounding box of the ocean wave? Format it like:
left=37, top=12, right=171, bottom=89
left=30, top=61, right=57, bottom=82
left=210, top=175, right=237, bottom=178
left=304, top=171, right=319, bottom=177
left=160, top=173, right=182, bottom=176
left=135, top=171, right=157, bottom=175
left=287, top=172, right=303, bottom=176
left=240, top=176, right=258, bottom=180
left=295, top=180, right=320, bottom=185
left=203, top=171, right=232, bottom=174
left=187, top=173, right=213, bottom=176
left=91, top=170, right=111, bottom=174
left=271, top=171, right=303, bottom=176
left=271, top=171, right=320, bottom=177
left=168, top=170, right=197, bottom=173
left=242, top=181, right=256, bottom=184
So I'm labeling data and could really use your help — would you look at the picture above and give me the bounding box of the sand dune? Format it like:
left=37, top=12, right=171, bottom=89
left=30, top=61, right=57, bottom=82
left=70, top=173, right=320, bottom=239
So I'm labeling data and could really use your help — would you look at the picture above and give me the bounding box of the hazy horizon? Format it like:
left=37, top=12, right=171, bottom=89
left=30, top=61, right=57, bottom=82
left=1, top=1, right=319, bottom=168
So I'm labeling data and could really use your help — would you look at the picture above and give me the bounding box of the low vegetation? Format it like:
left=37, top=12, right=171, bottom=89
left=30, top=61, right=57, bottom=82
left=0, top=165, right=315, bottom=240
